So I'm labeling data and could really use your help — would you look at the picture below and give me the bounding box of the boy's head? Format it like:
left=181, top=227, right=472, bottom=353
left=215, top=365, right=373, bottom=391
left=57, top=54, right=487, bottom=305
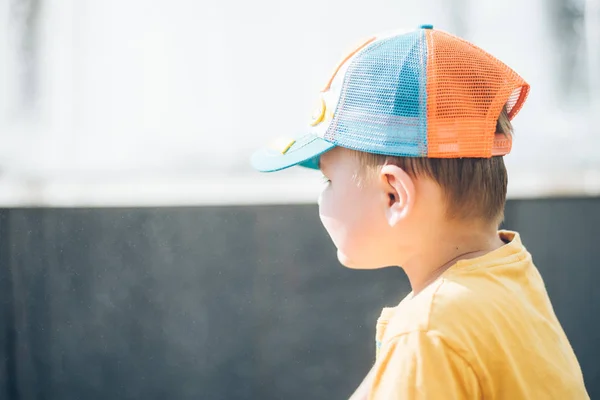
left=355, top=105, right=512, bottom=224
left=251, top=25, right=529, bottom=270
left=316, top=107, right=511, bottom=269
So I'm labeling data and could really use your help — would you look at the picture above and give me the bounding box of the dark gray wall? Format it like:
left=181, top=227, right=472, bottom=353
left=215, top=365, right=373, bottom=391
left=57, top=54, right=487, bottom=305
left=0, top=198, right=598, bottom=399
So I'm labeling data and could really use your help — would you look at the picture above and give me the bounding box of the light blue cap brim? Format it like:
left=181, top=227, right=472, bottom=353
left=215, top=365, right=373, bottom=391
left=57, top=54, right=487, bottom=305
left=250, top=134, right=336, bottom=172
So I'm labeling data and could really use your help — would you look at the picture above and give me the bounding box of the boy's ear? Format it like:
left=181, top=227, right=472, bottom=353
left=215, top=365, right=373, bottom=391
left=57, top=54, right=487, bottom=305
left=379, top=164, right=415, bottom=226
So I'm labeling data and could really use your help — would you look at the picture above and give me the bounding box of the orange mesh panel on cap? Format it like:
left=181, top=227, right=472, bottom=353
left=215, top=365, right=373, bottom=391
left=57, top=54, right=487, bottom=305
left=425, top=30, right=530, bottom=158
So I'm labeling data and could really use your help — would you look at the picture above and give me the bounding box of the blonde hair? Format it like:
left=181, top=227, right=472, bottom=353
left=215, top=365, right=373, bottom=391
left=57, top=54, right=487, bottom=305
left=357, top=106, right=512, bottom=224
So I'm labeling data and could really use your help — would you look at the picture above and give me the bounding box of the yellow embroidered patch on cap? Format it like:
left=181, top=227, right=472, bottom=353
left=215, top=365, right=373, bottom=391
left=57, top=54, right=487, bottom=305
left=310, top=97, right=326, bottom=127
left=268, top=137, right=296, bottom=154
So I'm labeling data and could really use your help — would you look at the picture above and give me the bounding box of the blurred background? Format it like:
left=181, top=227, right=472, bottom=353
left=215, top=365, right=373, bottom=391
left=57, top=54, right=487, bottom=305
left=0, top=0, right=598, bottom=399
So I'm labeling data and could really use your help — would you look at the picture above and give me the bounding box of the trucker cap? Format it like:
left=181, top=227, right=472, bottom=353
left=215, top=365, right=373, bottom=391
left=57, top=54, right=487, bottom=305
left=251, top=24, right=530, bottom=172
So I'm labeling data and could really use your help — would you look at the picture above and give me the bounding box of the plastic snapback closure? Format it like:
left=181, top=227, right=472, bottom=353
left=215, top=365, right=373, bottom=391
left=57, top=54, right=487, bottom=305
left=491, top=133, right=512, bottom=156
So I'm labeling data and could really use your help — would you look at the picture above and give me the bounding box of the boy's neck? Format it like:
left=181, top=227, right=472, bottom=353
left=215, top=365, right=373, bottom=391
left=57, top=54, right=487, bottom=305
left=403, top=223, right=505, bottom=296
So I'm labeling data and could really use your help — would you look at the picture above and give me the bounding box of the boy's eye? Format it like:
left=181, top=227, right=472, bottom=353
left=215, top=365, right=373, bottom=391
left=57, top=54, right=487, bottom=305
left=321, top=175, right=331, bottom=184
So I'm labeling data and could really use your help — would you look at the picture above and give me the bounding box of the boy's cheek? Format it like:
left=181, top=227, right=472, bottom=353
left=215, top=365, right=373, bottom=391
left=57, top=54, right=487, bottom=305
left=319, top=193, right=353, bottom=242
left=317, top=190, right=338, bottom=228
left=319, top=214, right=365, bottom=263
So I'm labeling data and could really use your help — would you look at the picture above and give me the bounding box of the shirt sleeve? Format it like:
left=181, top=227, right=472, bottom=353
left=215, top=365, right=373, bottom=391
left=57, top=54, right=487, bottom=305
left=369, top=330, right=481, bottom=400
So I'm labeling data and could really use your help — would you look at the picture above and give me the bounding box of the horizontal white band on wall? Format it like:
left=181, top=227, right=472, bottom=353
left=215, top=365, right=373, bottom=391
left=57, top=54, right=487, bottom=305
left=0, top=171, right=598, bottom=207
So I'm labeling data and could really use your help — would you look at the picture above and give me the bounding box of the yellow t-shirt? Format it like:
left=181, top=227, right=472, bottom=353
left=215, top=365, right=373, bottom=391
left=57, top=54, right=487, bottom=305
left=369, top=231, right=589, bottom=399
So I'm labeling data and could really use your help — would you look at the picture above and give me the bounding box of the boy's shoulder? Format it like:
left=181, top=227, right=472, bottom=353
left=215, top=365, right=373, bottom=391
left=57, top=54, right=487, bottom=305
left=380, top=276, right=508, bottom=341
left=379, top=233, right=539, bottom=347
left=373, top=232, right=588, bottom=398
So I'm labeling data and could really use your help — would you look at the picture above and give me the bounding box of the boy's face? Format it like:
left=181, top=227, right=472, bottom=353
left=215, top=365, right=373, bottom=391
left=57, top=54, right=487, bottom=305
left=318, top=148, right=400, bottom=269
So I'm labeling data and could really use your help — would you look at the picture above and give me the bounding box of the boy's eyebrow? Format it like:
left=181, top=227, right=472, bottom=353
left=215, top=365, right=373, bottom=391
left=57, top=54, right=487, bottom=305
left=318, top=158, right=325, bottom=170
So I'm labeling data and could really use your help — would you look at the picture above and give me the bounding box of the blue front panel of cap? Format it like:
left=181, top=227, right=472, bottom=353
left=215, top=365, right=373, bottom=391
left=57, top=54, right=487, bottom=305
left=326, top=30, right=428, bottom=157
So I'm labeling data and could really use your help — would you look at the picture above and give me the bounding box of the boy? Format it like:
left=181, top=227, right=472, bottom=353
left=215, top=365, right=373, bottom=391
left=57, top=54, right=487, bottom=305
left=251, top=25, right=589, bottom=399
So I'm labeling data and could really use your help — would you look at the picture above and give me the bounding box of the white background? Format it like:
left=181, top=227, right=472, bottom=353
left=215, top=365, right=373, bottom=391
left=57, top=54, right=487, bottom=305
left=0, top=0, right=599, bottom=206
